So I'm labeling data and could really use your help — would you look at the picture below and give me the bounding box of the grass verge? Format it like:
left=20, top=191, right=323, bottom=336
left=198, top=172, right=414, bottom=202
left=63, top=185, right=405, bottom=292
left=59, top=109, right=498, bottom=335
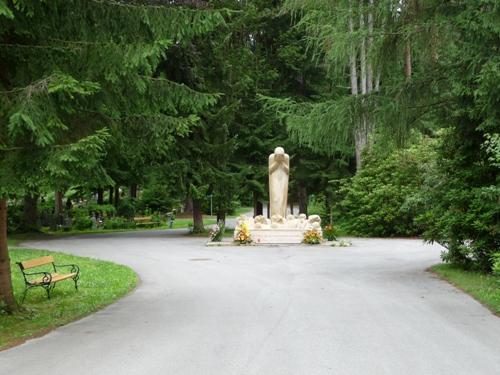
left=430, top=263, right=500, bottom=316
left=0, top=248, right=138, bottom=351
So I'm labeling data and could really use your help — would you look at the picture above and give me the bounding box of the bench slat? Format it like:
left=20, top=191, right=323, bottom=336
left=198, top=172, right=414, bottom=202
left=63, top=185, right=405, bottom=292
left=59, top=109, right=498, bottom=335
left=20, top=256, right=54, bottom=270
left=28, top=272, right=77, bottom=285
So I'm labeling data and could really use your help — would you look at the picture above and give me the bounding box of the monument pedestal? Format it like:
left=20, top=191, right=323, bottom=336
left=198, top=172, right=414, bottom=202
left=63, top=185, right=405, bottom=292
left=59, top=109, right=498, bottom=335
left=251, top=228, right=305, bottom=244
left=233, top=214, right=322, bottom=245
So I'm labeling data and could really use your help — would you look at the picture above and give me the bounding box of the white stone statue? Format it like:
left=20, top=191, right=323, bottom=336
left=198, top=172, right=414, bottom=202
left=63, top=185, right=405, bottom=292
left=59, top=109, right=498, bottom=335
left=269, top=147, right=289, bottom=218
left=232, top=146, right=323, bottom=244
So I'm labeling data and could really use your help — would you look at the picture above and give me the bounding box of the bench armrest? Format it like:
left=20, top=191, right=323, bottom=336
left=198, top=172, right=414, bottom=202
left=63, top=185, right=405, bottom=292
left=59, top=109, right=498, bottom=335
left=54, top=263, right=80, bottom=275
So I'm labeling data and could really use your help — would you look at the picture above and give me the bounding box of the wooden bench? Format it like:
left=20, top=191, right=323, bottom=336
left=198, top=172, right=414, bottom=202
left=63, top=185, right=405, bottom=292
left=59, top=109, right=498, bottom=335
left=17, top=256, right=80, bottom=303
left=134, top=216, right=162, bottom=228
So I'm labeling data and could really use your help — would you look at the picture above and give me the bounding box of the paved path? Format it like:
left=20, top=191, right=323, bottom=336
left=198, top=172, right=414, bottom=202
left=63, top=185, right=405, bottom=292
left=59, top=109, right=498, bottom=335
left=1, top=232, right=499, bottom=375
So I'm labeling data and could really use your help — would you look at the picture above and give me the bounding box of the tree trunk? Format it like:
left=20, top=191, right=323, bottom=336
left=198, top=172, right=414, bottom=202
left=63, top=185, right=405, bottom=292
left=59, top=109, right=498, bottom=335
left=0, top=198, right=17, bottom=313
left=55, top=191, right=64, bottom=216
left=216, top=210, right=226, bottom=225
left=97, top=188, right=104, bottom=205
left=192, top=199, right=204, bottom=232
left=298, top=183, right=308, bottom=215
left=355, top=127, right=368, bottom=170
left=359, top=2, right=367, bottom=95
left=22, top=195, right=38, bottom=231
left=114, top=186, right=120, bottom=207
left=348, top=0, right=358, bottom=97
left=349, top=0, right=365, bottom=171
left=404, top=0, right=413, bottom=80
left=325, top=196, right=332, bottom=225
left=253, top=192, right=263, bottom=217
left=367, top=0, right=374, bottom=93
left=290, top=201, right=294, bottom=215
left=130, top=184, right=138, bottom=199
left=404, top=39, right=412, bottom=79
left=109, top=187, right=114, bottom=205
left=184, top=196, right=193, bottom=214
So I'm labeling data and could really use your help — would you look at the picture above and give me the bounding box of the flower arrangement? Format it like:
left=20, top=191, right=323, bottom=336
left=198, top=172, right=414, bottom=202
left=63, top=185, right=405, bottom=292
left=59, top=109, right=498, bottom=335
left=234, top=222, right=252, bottom=244
left=303, top=229, right=322, bottom=245
left=323, top=224, right=336, bottom=241
left=209, top=221, right=224, bottom=242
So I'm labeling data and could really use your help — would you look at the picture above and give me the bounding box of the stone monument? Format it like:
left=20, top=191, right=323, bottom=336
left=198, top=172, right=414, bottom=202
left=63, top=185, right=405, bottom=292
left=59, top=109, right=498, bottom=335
left=234, top=146, right=322, bottom=244
left=269, top=147, right=289, bottom=218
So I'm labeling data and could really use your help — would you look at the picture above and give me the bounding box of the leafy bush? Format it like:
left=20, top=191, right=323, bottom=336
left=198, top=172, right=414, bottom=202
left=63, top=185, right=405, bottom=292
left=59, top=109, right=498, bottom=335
left=338, top=139, right=435, bottom=237
left=308, top=194, right=329, bottom=224
left=72, top=208, right=93, bottom=230
left=323, top=224, right=336, bottom=241
left=6, top=202, right=22, bottom=233
left=71, top=203, right=116, bottom=219
left=103, top=217, right=136, bottom=230
left=416, top=129, right=500, bottom=272
left=137, top=183, right=179, bottom=214
left=116, top=198, right=135, bottom=219
left=492, top=254, right=500, bottom=278
left=87, top=203, right=116, bottom=218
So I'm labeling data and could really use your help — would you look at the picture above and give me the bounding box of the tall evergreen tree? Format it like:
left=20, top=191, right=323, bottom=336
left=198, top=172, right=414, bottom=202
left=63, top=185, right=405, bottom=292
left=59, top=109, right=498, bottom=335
left=0, top=0, right=224, bottom=312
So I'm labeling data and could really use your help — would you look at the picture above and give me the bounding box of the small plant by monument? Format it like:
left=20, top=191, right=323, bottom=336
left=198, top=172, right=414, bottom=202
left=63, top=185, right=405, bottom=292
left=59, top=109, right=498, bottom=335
left=303, top=229, right=322, bottom=245
left=331, top=239, right=352, bottom=247
left=209, top=221, right=224, bottom=242
left=323, top=224, right=336, bottom=241
left=234, top=222, right=252, bottom=244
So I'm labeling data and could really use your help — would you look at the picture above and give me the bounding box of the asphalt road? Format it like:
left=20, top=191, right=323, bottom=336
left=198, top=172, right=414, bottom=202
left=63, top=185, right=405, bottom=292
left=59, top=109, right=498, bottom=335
left=1, top=232, right=499, bottom=375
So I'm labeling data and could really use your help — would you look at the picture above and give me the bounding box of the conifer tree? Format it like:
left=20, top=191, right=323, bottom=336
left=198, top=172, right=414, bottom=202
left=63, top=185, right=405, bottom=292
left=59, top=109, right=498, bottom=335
left=0, top=0, right=224, bottom=312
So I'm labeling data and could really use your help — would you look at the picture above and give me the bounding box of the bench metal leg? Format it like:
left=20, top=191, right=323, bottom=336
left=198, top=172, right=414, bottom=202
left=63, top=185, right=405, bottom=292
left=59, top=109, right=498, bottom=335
left=45, top=285, right=51, bottom=300
left=21, top=287, right=29, bottom=304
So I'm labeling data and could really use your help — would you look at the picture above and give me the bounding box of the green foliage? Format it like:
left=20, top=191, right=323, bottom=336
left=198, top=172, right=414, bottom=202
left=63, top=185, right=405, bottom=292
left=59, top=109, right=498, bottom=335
left=339, top=138, right=435, bottom=237
left=72, top=203, right=116, bottom=218
left=116, top=198, right=135, bottom=219
left=323, top=224, right=336, bottom=241
left=307, top=194, right=327, bottom=222
left=492, top=254, right=500, bottom=278
left=103, top=217, right=136, bottom=230
left=72, top=208, right=93, bottom=230
left=413, top=2, right=500, bottom=272
left=6, top=202, right=23, bottom=233
left=416, top=129, right=499, bottom=271
left=0, top=0, right=224, bottom=201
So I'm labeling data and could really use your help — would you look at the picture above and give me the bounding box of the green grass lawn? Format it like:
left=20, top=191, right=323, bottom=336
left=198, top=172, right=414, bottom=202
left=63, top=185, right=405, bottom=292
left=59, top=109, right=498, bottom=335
left=34, top=216, right=218, bottom=237
left=230, top=206, right=253, bottom=217
left=431, top=264, right=500, bottom=316
left=0, top=248, right=137, bottom=350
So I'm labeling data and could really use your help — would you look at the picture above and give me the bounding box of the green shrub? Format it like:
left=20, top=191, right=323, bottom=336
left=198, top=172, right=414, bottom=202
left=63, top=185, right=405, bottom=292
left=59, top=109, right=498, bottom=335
left=308, top=194, right=329, bottom=224
left=492, top=253, right=500, bottom=278
left=323, top=224, right=336, bottom=241
left=87, top=203, right=116, bottom=218
left=103, top=217, right=136, bottom=230
left=338, top=138, right=435, bottom=237
left=72, top=209, right=93, bottom=230
left=117, top=198, right=135, bottom=219
left=6, top=203, right=22, bottom=233
left=416, top=128, right=500, bottom=272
